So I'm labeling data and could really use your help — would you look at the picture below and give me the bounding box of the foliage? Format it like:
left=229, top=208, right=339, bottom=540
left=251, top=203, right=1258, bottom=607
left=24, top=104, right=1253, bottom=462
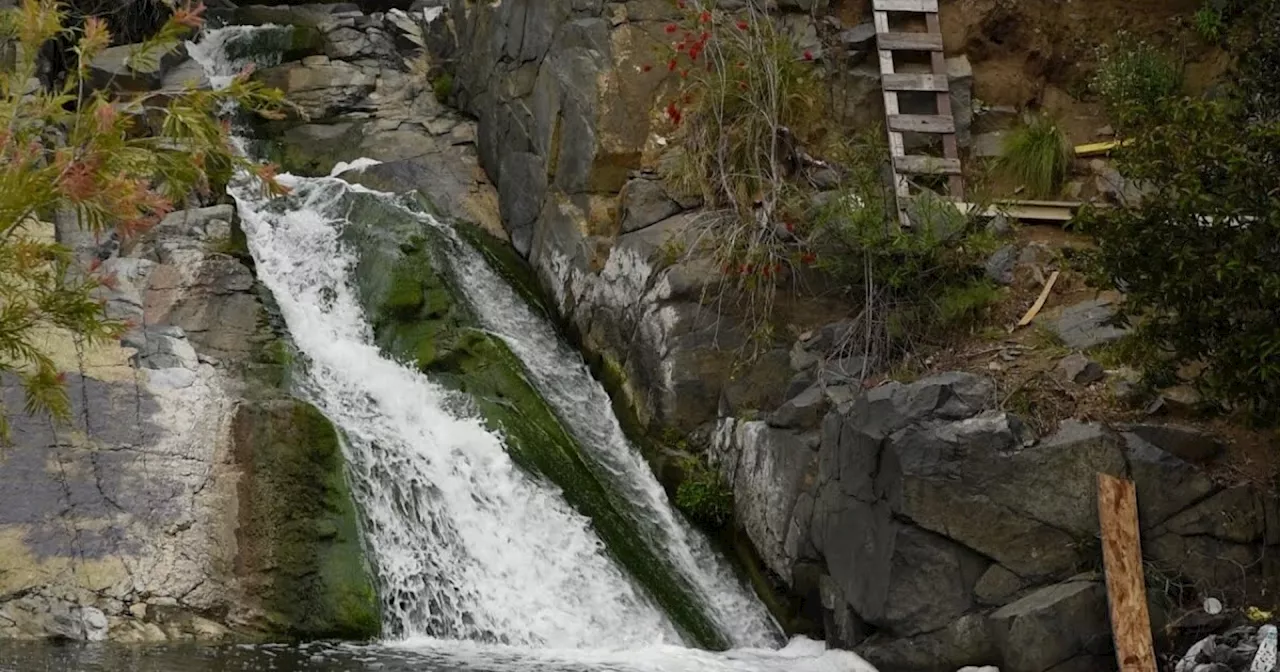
left=1082, top=0, right=1280, bottom=420
left=811, top=136, right=1001, bottom=358
left=0, top=0, right=289, bottom=439
left=1193, top=4, right=1225, bottom=43
left=431, top=71, right=452, bottom=103
left=996, top=114, right=1074, bottom=199
left=653, top=1, right=824, bottom=356
left=674, top=456, right=733, bottom=530
left=1091, top=32, right=1182, bottom=128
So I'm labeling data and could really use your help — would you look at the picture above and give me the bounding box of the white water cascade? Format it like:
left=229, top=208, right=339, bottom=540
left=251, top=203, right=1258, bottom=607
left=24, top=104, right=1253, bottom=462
left=193, top=25, right=876, bottom=672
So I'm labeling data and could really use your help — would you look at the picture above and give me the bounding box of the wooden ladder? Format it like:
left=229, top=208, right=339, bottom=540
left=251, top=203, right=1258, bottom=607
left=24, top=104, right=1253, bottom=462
left=872, top=0, right=963, bottom=224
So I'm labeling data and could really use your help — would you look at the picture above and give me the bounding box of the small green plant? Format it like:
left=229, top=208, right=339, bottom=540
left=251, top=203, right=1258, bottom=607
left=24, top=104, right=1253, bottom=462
left=1193, top=4, right=1225, bottom=42
left=675, top=457, right=734, bottom=529
left=431, top=71, right=453, bottom=102
left=937, top=280, right=1003, bottom=329
left=1092, top=33, right=1183, bottom=127
left=996, top=115, right=1074, bottom=199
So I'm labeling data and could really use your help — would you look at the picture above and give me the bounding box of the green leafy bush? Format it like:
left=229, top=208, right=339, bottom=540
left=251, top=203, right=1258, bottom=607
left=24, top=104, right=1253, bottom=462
left=675, top=458, right=733, bottom=530
left=1092, top=33, right=1183, bottom=127
left=996, top=115, right=1074, bottom=199
left=1083, top=0, right=1280, bottom=420
left=431, top=71, right=453, bottom=102
left=1193, top=4, right=1225, bottom=42
left=812, top=139, right=1001, bottom=353
left=0, top=0, right=288, bottom=439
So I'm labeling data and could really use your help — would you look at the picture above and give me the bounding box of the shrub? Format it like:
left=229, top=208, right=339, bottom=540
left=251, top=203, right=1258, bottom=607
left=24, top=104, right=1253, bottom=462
left=674, top=457, right=733, bottom=529
left=996, top=115, right=1074, bottom=199
left=1092, top=33, right=1183, bottom=128
left=431, top=71, right=453, bottom=102
left=812, top=140, right=1001, bottom=356
left=0, top=0, right=289, bottom=438
left=1083, top=0, right=1280, bottom=420
left=653, top=2, right=824, bottom=355
left=1193, top=4, right=1225, bottom=42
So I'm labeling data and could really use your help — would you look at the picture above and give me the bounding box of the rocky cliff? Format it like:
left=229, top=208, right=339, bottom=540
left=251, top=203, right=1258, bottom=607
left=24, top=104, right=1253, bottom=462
left=229, top=2, right=1280, bottom=670
left=0, top=203, right=378, bottom=642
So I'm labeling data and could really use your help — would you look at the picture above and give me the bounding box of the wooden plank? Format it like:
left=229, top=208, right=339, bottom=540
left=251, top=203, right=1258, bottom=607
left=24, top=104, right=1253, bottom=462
left=888, top=114, right=955, bottom=134
left=1097, top=474, right=1159, bottom=672
left=882, top=72, right=949, bottom=92
left=1016, top=270, right=1059, bottom=327
left=874, top=9, right=910, bottom=207
left=876, top=32, right=944, bottom=51
left=872, top=0, right=939, bottom=11
left=1075, top=139, right=1129, bottom=157
left=894, top=155, right=961, bottom=175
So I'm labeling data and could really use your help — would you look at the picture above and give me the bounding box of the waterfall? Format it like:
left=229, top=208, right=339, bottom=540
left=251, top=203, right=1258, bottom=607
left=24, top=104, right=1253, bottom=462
left=192, top=25, right=875, bottom=671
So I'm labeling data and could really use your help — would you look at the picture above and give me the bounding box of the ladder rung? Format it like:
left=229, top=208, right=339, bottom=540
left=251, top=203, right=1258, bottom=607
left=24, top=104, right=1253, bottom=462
left=888, top=114, right=956, bottom=134
left=872, top=0, right=939, bottom=11
left=876, top=32, right=944, bottom=51
left=882, top=73, right=949, bottom=92
left=894, top=155, right=962, bottom=175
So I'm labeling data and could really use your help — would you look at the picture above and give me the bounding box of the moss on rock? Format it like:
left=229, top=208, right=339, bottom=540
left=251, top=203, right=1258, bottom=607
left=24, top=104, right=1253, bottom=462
left=334, top=199, right=732, bottom=649
left=231, top=400, right=381, bottom=641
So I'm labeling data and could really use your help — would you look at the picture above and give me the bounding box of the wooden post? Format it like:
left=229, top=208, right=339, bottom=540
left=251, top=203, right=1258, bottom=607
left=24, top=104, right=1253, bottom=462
left=1097, top=473, right=1158, bottom=672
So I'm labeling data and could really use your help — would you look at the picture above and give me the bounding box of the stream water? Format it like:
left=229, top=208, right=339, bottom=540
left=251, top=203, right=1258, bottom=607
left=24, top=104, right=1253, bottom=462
left=0, top=25, right=877, bottom=672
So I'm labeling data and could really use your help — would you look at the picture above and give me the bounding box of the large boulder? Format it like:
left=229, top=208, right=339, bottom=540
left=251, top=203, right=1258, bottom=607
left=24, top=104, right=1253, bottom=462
left=258, top=56, right=376, bottom=120
left=0, top=212, right=376, bottom=642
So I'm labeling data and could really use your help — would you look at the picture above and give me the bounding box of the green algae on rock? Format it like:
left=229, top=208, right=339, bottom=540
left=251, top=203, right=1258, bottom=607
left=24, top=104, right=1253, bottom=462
left=332, top=189, right=732, bottom=650
left=231, top=400, right=381, bottom=641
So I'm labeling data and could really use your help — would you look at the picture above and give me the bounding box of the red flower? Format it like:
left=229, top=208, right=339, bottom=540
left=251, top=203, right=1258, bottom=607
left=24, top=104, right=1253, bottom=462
left=677, top=0, right=686, bottom=7
left=665, top=23, right=678, bottom=33
left=642, top=63, right=653, bottom=72
left=666, top=101, right=683, bottom=125
left=803, top=50, right=814, bottom=61
left=680, top=69, right=688, bottom=78
left=676, top=41, right=687, bottom=52
left=801, top=252, right=817, bottom=265
left=738, top=80, right=748, bottom=90
left=784, top=221, right=794, bottom=232
left=737, top=20, right=749, bottom=30
left=699, top=10, right=711, bottom=23
left=668, top=58, right=678, bottom=71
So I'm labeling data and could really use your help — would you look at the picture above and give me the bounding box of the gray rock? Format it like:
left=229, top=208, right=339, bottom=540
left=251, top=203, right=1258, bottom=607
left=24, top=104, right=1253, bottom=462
left=974, top=564, right=1025, bottom=606
left=497, top=152, right=547, bottom=256
left=819, top=356, right=873, bottom=385
left=619, top=179, right=681, bottom=234
left=718, top=420, right=818, bottom=581
left=790, top=340, right=821, bottom=372
left=989, top=580, right=1111, bottom=672
left=865, top=615, right=997, bottom=672
left=1123, top=432, right=1218, bottom=529
left=839, top=22, right=876, bottom=50
left=767, top=384, right=829, bottom=430
left=258, top=58, right=377, bottom=120
left=1121, top=423, right=1222, bottom=462
left=972, top=131, right=1009, bottom=158
left=985, top=245, right=1017, bottom=285
left=1057, top=353, right=1104, bottom=385
left=90, top=43, right=188, bottom=92
left=948, top=56, right=974, bottom=148
left=1052, top=298, right=1128, bottom=350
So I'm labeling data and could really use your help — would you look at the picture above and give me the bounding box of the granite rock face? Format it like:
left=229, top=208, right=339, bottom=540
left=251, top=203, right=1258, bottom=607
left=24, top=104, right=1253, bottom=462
left=712, top=372, right=1280, bottom=672
left=0, top=213, right=376, bottom=641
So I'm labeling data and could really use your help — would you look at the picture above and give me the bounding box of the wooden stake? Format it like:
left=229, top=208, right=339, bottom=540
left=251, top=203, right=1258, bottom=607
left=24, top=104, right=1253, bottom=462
left=1097, top=473, right=1158, bottom=672
left=1016, top=270, right=1059, bottom=327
